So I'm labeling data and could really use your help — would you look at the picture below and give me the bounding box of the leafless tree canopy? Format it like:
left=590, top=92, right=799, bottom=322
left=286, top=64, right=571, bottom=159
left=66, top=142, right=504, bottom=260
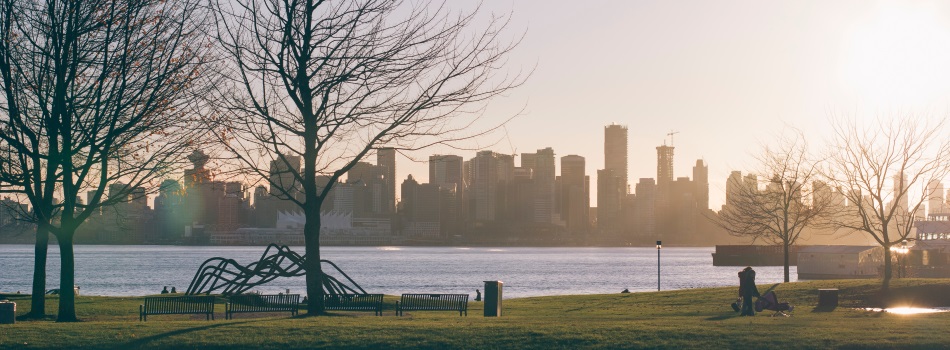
left=715, top=131, right=830, bottom=282
left=825, top=115, right=950, bottom=290
left=208, top=0, right=524, bottom=314
left=0, top=0, right=211, bottom=321
left=211, top=0, right=523, bottom=198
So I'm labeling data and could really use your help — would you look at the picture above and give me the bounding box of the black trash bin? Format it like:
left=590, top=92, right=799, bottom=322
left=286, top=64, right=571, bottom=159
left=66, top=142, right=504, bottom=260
left=483, top=281, right=502, bottom=317
left=0, top=301, right=15, bottom=324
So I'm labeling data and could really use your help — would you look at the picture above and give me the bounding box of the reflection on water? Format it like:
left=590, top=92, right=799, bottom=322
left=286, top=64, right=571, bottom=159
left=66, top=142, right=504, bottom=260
left=864, top=307, right=950, bottom=315
left=0, top=245, right=797, bottom=298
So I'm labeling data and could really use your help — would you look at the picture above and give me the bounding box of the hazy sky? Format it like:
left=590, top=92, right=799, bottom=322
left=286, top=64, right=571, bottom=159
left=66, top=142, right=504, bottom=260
left=392, top=0, right=950, bottom=209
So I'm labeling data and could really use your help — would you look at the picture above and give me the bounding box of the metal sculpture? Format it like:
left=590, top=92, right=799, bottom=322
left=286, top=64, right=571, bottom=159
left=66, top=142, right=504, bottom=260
left=186, top=244, right=366, bottom=296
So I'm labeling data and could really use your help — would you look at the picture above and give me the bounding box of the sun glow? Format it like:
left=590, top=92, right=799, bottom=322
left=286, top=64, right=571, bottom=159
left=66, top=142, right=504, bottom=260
left=840, top=2, right=950, bottom=107
left=864, top=307, right=950, bottom=315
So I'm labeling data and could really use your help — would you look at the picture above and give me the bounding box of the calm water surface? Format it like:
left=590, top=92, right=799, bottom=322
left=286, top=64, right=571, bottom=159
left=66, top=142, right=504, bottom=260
left=0, top=245, right=797, bottom=298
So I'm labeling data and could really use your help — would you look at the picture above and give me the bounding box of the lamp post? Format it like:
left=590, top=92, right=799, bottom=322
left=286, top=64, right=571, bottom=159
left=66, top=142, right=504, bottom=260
left=656, top=240, right=662, bottom=291
left=890, top=239, right=909, bottom=278
left=900, top=239, right=908, bottom=278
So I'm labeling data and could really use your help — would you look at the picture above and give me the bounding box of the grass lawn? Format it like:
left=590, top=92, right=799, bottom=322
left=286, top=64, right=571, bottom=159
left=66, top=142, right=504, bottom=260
left=2, top=279, right=950, bottom=349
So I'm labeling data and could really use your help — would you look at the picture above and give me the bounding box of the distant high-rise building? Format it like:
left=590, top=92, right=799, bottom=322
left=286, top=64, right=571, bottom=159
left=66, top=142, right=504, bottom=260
left=429, top=154, right=465, bottom=224
left=377, top=148, right=397, bottom=214
left=894, top=173, right=908, bottom=213
left=217, top=193, right=242, bottom=232
left=633, top=178, right=656, bottom=239
left=597, top=168, right=624, bottom=230
left=523, top=147, right=556, bottom=224
left=654, top=145, right=675, bottom=235
left=656, top=145, right=674, bottom=186
left=928, top=180, right=945, bottom=216
left=269, top=154, right=301, bottom=199
left=725, top=171, right=742, bottom=209
left=400, top=175, right=419, bottom=220
left=560, top=155, right=588, bottom=233
left=604, top=124, right=628, bottom=192
left=430, top=155, right=464, bottom=189
left=599, top=124, right=628, bottom=232
left=347, top=160, right=389, bottom=216
left=471, top=151, right=514, bottom=222
left=692, top=160, right=709, bottom=211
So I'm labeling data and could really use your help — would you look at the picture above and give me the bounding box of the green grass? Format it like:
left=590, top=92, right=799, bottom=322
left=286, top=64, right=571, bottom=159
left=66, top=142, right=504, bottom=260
left=2, top=279, right=950, bottom=349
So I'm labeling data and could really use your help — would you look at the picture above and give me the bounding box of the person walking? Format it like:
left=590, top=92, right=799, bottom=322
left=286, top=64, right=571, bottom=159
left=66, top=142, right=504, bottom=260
left=738, top=266, right=760, bottom=316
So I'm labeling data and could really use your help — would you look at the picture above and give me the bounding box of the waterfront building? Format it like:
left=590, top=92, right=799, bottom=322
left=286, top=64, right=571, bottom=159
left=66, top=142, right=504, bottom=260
left=797, top=246, right=882, bottom=279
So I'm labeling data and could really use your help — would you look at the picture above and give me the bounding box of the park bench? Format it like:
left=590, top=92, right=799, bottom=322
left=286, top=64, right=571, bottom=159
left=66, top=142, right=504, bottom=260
left=397, top=293, right=468, bottom=316
left=139, top=295, right=216, bottom=321
left=226, top=294, right=299, bottom=320
left=324, top=293, right=384, bottom=316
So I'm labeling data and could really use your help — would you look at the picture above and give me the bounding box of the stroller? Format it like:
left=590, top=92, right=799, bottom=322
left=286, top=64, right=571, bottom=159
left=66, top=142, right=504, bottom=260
left=754, top=291, right=794, bottom=317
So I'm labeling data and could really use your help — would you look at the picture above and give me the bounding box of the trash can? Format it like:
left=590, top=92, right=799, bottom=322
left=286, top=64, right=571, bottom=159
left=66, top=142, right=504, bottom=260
left=0, top=301, right=15, bottom=324
left=818, top=288, right=838, bottom=309
left=483, top=281, right=502, bottom=317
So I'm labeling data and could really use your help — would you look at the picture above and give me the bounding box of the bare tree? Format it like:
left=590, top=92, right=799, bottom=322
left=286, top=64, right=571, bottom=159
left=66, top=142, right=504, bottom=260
left=0, top=0, right=210, bottom=321
left=714, top=131, right=830, bottom=282
left=825, top=116, right=950, bottom=291
left=209, top=0, right=524, bottom=315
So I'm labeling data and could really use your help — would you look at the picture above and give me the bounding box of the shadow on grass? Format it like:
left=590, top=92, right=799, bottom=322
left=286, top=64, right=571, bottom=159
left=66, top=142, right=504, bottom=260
left=811, top=305, right=836, bottom=312
left=706, top=313, right=743, bottom=321
left=15, top=313, right=56, bottom=321
left=706, top=283, right=784, bottom=321
left=122, top=319, right=263, bottom=348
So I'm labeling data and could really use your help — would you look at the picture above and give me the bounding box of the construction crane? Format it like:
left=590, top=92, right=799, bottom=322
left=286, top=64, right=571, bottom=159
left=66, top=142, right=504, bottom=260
left=666, top=130, right=680, bottom=146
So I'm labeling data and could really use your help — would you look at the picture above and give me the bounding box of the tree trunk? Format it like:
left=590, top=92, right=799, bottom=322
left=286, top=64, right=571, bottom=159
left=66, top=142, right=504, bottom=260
left=55, top=233, right=77, bottom=322
left=303, top=207, right=325, bottom=315
left=881, top=246, right=892, bottom=291
left=26, top=227, right=48, bottom=318
left=783, top=242, right=790, bottom=283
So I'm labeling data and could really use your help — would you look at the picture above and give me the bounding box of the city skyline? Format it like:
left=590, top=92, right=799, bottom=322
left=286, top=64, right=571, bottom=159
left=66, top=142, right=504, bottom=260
left=388, top=0, right=950, bottom=210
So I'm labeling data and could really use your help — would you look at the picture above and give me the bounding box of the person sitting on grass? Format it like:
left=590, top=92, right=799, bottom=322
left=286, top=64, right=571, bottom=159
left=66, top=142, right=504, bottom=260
left=161, top=286, right=169, bottom=294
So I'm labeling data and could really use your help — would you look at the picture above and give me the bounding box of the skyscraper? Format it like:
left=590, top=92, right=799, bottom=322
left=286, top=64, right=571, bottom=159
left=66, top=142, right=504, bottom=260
left=269, top=154, right=301, bottom=199
left=599, top=124, right=628, bottom=231
left=597, top=168, right=624, bottom=230
left=656, top=145, right=674, bottom=186
left=604, top=124, right=628, bottom=191
left=561, top=155, right=589, bottom=233
left=377, top=148, right=397, bottom=214
left=692, top=159, right=709, bottom=211
left=928, top=180, right=945, bottom=216
left=471, top=151, right=514, bottom=221
left=429, top=154, right=464, bottom=200
left=523, top=147, right=556, bottom=223
left=430, top=154, right=465, bottom=232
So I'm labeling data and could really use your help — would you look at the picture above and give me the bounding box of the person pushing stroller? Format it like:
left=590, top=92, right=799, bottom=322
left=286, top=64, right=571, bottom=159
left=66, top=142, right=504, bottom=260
left=737, top=266, right=760, bottom=316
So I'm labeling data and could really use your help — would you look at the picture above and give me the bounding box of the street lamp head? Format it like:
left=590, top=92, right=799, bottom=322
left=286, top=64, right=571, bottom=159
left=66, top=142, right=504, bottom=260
left=656, top=240, right=662, bottom=249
